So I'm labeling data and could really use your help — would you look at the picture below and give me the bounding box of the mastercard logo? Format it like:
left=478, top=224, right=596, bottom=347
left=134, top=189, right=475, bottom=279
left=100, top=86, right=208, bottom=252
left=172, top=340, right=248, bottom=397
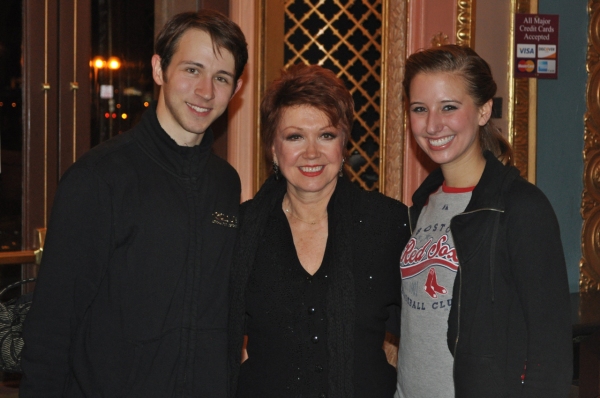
left=518, top=60, right=535, bottom=73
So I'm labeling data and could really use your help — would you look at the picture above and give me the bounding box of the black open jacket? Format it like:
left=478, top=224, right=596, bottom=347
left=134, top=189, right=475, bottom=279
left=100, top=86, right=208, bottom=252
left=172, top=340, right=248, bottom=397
left=228, top=176, right=410, bottom=397
left=21, top=106, right=240, bottom=397
left=409, top=151, right=572, bottom=397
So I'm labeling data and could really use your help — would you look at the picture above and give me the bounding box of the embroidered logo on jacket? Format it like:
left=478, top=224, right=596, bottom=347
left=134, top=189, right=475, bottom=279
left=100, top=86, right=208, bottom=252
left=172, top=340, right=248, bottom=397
left=212, top=212, right=238, bottom=228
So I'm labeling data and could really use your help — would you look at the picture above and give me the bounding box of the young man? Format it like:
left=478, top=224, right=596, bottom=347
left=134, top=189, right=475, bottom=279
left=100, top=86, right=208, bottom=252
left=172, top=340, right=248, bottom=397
left=20, top=10, right=247, bottom=397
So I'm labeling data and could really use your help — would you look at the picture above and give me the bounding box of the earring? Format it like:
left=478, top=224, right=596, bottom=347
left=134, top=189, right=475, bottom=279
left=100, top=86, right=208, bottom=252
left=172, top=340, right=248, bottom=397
left=273, top=161, right=281, bottom=180
left=339, top=159, right=345, bottom=178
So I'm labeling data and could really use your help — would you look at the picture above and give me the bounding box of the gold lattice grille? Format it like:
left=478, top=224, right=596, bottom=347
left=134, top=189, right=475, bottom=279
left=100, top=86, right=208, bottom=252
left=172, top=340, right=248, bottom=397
left=284, top=0, right=382, bottom=191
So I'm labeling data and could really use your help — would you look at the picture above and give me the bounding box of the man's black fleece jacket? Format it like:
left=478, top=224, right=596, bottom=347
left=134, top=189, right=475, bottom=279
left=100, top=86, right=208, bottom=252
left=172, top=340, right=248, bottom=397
left=20, top=106, right=241, bottom=397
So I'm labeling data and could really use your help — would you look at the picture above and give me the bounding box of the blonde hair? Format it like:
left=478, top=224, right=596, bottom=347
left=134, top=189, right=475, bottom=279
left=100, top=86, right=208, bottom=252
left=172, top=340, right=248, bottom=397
left=404, top=45, right=512, bottom=165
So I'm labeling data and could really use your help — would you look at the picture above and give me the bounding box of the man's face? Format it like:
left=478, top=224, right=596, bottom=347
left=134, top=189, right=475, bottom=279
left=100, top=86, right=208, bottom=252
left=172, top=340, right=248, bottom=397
left=152, top=28, right=242, bottom=146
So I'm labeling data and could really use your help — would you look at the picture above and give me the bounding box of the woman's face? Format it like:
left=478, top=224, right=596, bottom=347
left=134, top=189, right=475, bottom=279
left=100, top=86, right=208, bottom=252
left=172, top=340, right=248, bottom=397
left=272, top=105, right=344, bottom=197
left=408, top=72, right=492, bottom=169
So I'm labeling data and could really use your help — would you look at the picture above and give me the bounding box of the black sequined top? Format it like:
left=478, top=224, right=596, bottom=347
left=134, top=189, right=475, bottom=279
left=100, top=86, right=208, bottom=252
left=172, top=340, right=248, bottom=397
left=237, top=204, right=332, bottom=397
left=233, top=182, right=410, bottom=397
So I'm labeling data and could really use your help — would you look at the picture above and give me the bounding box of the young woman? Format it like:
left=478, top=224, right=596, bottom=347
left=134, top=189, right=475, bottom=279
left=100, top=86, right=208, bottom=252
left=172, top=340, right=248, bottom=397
left=396, top=45, right=572, bottom=398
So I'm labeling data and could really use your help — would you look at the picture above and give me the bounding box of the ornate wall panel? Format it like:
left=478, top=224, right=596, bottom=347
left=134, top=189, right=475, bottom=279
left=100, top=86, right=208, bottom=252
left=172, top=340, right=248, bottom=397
left=284, top=0, right=383, bottom=191
left=512, top=0, right=533, bottom=181
left=512, top=77, right=530, bottom=177
left=582, top=0, right=600, bottom=297
left=456, top=0, right=475, bottom=47
left=381, top=0, right=407, bottom=199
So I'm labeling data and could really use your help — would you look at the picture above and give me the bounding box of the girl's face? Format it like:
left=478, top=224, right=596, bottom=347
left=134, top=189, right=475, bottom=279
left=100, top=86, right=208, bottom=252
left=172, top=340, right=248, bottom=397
left=408, top=72, right=492, bottom=170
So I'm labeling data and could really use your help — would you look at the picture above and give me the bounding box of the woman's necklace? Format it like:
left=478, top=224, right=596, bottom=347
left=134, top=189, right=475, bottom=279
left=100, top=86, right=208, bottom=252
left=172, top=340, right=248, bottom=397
left=283, top=194, right=328, bottom=225
left=284, top=207, right=328, bottom=225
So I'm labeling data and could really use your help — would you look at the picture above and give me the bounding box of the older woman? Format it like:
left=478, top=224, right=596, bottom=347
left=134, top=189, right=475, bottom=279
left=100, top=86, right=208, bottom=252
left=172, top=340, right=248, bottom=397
left=228, top=64, right=410, bottom=397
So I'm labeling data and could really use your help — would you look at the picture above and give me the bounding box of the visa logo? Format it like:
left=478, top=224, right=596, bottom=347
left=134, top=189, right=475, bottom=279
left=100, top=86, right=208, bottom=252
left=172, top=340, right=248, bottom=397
left=516, top=44, right=536, bottom=59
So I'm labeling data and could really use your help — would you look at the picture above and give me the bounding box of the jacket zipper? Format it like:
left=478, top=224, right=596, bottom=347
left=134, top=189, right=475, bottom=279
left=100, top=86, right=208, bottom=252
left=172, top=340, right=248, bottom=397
left=407, top=207, right=414, bottom=234
left=452, top=250, right=463, bottom=377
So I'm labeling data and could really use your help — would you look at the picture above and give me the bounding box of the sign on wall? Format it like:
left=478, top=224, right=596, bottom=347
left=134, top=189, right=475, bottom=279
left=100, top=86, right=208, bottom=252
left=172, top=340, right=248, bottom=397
left=514, top=14, right=559, bottom=79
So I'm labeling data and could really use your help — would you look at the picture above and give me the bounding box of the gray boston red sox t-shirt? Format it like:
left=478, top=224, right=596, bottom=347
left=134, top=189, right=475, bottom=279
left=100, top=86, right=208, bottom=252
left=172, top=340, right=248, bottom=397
left=395, top=184, right=473, bottom=398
